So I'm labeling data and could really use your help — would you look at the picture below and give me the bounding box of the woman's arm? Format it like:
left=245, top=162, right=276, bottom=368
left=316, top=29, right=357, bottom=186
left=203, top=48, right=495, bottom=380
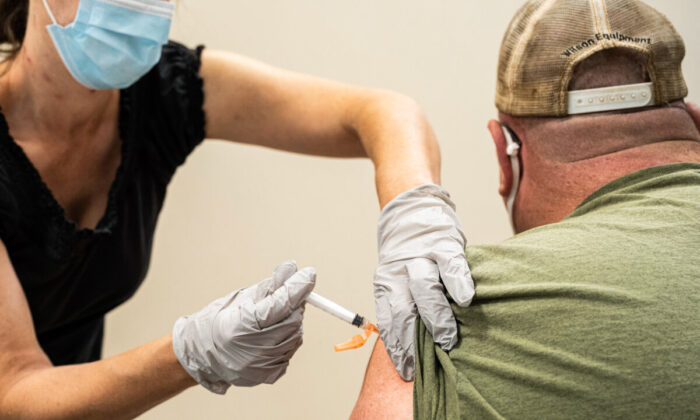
left=200, top=49, right=440, bottom=206
left=201, top=50, right=475, bottom=381
left=0, top=240, right=315, bottom=419
left=0, top=240, right=195, bottom=420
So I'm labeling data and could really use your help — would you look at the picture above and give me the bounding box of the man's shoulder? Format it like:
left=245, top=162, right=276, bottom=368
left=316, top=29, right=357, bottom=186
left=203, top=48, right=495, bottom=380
left=464, top=220, right=596, bottom=287
left=467, top=163, right=700, bottom=282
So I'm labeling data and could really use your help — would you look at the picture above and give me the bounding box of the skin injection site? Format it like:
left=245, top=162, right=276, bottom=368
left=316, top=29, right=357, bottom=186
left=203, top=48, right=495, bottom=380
left=0, top=0, right=699, bottom=418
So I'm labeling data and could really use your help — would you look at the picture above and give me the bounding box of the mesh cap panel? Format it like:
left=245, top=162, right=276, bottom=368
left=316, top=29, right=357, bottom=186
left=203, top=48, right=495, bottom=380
left=496, top=0, right=687, bottom=116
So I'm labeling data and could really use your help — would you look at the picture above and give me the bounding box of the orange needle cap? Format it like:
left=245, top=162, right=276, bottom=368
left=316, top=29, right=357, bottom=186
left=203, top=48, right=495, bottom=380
left=333, top=324, right=379, bottom=352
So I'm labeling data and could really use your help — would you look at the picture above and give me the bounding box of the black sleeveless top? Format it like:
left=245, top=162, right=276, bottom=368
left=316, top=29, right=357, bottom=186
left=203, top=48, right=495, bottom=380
left=0, top=42, right=206, bottom=365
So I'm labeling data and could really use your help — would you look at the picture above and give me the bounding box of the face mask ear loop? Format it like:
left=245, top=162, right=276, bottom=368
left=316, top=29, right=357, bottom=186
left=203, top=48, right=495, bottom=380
left=42, top=0, right=59, bottom=25
left=501, top=125, right=521, bottom=232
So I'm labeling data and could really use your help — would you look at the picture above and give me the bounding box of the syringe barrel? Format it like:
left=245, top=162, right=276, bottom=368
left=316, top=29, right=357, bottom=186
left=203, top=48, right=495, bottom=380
left=306, top=292, right=356, bottom=325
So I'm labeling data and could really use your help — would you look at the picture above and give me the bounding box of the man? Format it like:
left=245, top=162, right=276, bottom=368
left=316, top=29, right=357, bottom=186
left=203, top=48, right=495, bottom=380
left=352, top=0, right=700, bottom=418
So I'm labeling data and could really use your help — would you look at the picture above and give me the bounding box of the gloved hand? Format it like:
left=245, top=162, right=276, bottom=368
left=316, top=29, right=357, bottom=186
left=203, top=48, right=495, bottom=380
left=374, top=184, right=474, bottom=381
left=172, top=261, right=316, bottom=394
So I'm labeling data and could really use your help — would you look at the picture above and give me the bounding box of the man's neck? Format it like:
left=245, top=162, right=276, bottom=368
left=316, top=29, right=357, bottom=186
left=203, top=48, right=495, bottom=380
left=513, top=105, right=700, bottom=232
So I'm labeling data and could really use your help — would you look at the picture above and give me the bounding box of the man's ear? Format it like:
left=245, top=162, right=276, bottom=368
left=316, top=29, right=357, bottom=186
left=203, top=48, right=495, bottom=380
left=487, top=120, right=513, bottom=203
left=687, top=102, right=700, bottom=132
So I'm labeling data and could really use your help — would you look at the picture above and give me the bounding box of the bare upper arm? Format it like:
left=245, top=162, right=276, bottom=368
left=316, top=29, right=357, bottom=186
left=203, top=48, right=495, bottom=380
left=0, top=239, right=51, bottom=399
left=350, top=339, right=413, bottom=420
left=199, top=48, right=368, bottom=157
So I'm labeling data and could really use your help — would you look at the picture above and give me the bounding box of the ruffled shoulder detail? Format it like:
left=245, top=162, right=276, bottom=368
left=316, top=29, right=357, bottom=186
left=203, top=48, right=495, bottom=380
left=126, top=41, right=207, bottom=180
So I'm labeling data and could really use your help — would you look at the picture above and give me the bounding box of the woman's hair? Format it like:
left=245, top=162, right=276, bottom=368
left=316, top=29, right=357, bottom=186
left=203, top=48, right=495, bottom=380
left=0, top=0, right=29, bottom=60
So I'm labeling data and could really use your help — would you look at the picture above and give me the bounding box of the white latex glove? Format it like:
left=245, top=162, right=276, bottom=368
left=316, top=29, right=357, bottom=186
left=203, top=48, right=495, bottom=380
left=172, top=261, right=316, bottom=394
left=374, top=184, right=474, bottom=381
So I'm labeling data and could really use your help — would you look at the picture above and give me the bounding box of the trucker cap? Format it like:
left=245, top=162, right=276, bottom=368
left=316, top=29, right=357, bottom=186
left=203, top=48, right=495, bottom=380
left=496, top=0, right=688, bottom=117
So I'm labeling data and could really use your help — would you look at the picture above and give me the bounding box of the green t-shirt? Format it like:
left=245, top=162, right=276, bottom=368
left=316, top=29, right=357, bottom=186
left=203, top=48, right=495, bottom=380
left=414, top=163, right=700, bottom=420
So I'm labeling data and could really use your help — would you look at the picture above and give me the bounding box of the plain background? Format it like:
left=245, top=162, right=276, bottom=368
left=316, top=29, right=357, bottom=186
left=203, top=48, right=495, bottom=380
left=102, top=1, right=700, bottom=419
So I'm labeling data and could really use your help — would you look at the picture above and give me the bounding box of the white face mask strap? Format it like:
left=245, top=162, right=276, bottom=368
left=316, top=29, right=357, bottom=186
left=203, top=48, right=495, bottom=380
left=42, top=0, right=58, bottom=25
left=502, top=125, right=521, bottom=232
left=99, top=0, right=175, bottom=19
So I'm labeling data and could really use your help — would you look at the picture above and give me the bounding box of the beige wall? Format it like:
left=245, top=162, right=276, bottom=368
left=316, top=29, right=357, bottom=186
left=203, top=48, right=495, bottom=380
left=103, top=1, right=700, bottom=418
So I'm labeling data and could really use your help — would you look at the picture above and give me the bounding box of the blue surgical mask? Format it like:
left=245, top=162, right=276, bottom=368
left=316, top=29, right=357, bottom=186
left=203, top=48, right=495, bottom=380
left=42, top=0, right=175, bottom=90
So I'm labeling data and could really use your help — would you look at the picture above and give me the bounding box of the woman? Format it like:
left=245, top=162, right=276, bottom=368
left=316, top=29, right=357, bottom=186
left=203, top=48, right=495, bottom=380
left=0, top=0, right=474, bottom=416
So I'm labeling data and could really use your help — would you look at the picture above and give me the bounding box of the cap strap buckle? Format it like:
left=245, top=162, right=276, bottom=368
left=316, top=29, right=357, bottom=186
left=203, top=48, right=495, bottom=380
left=568, top=82, right=654, bottom=115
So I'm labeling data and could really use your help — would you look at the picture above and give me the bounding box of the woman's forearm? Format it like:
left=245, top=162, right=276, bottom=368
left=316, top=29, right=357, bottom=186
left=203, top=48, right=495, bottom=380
left=345, top=92, right=442, bottom=208
left=1, top=335, right=196, bottom=420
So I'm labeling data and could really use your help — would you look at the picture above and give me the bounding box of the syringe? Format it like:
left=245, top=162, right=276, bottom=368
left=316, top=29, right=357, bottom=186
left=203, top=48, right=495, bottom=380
left=306, top=292, right=378, bottom=352
left=306, top=292, right=372, bottom=330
